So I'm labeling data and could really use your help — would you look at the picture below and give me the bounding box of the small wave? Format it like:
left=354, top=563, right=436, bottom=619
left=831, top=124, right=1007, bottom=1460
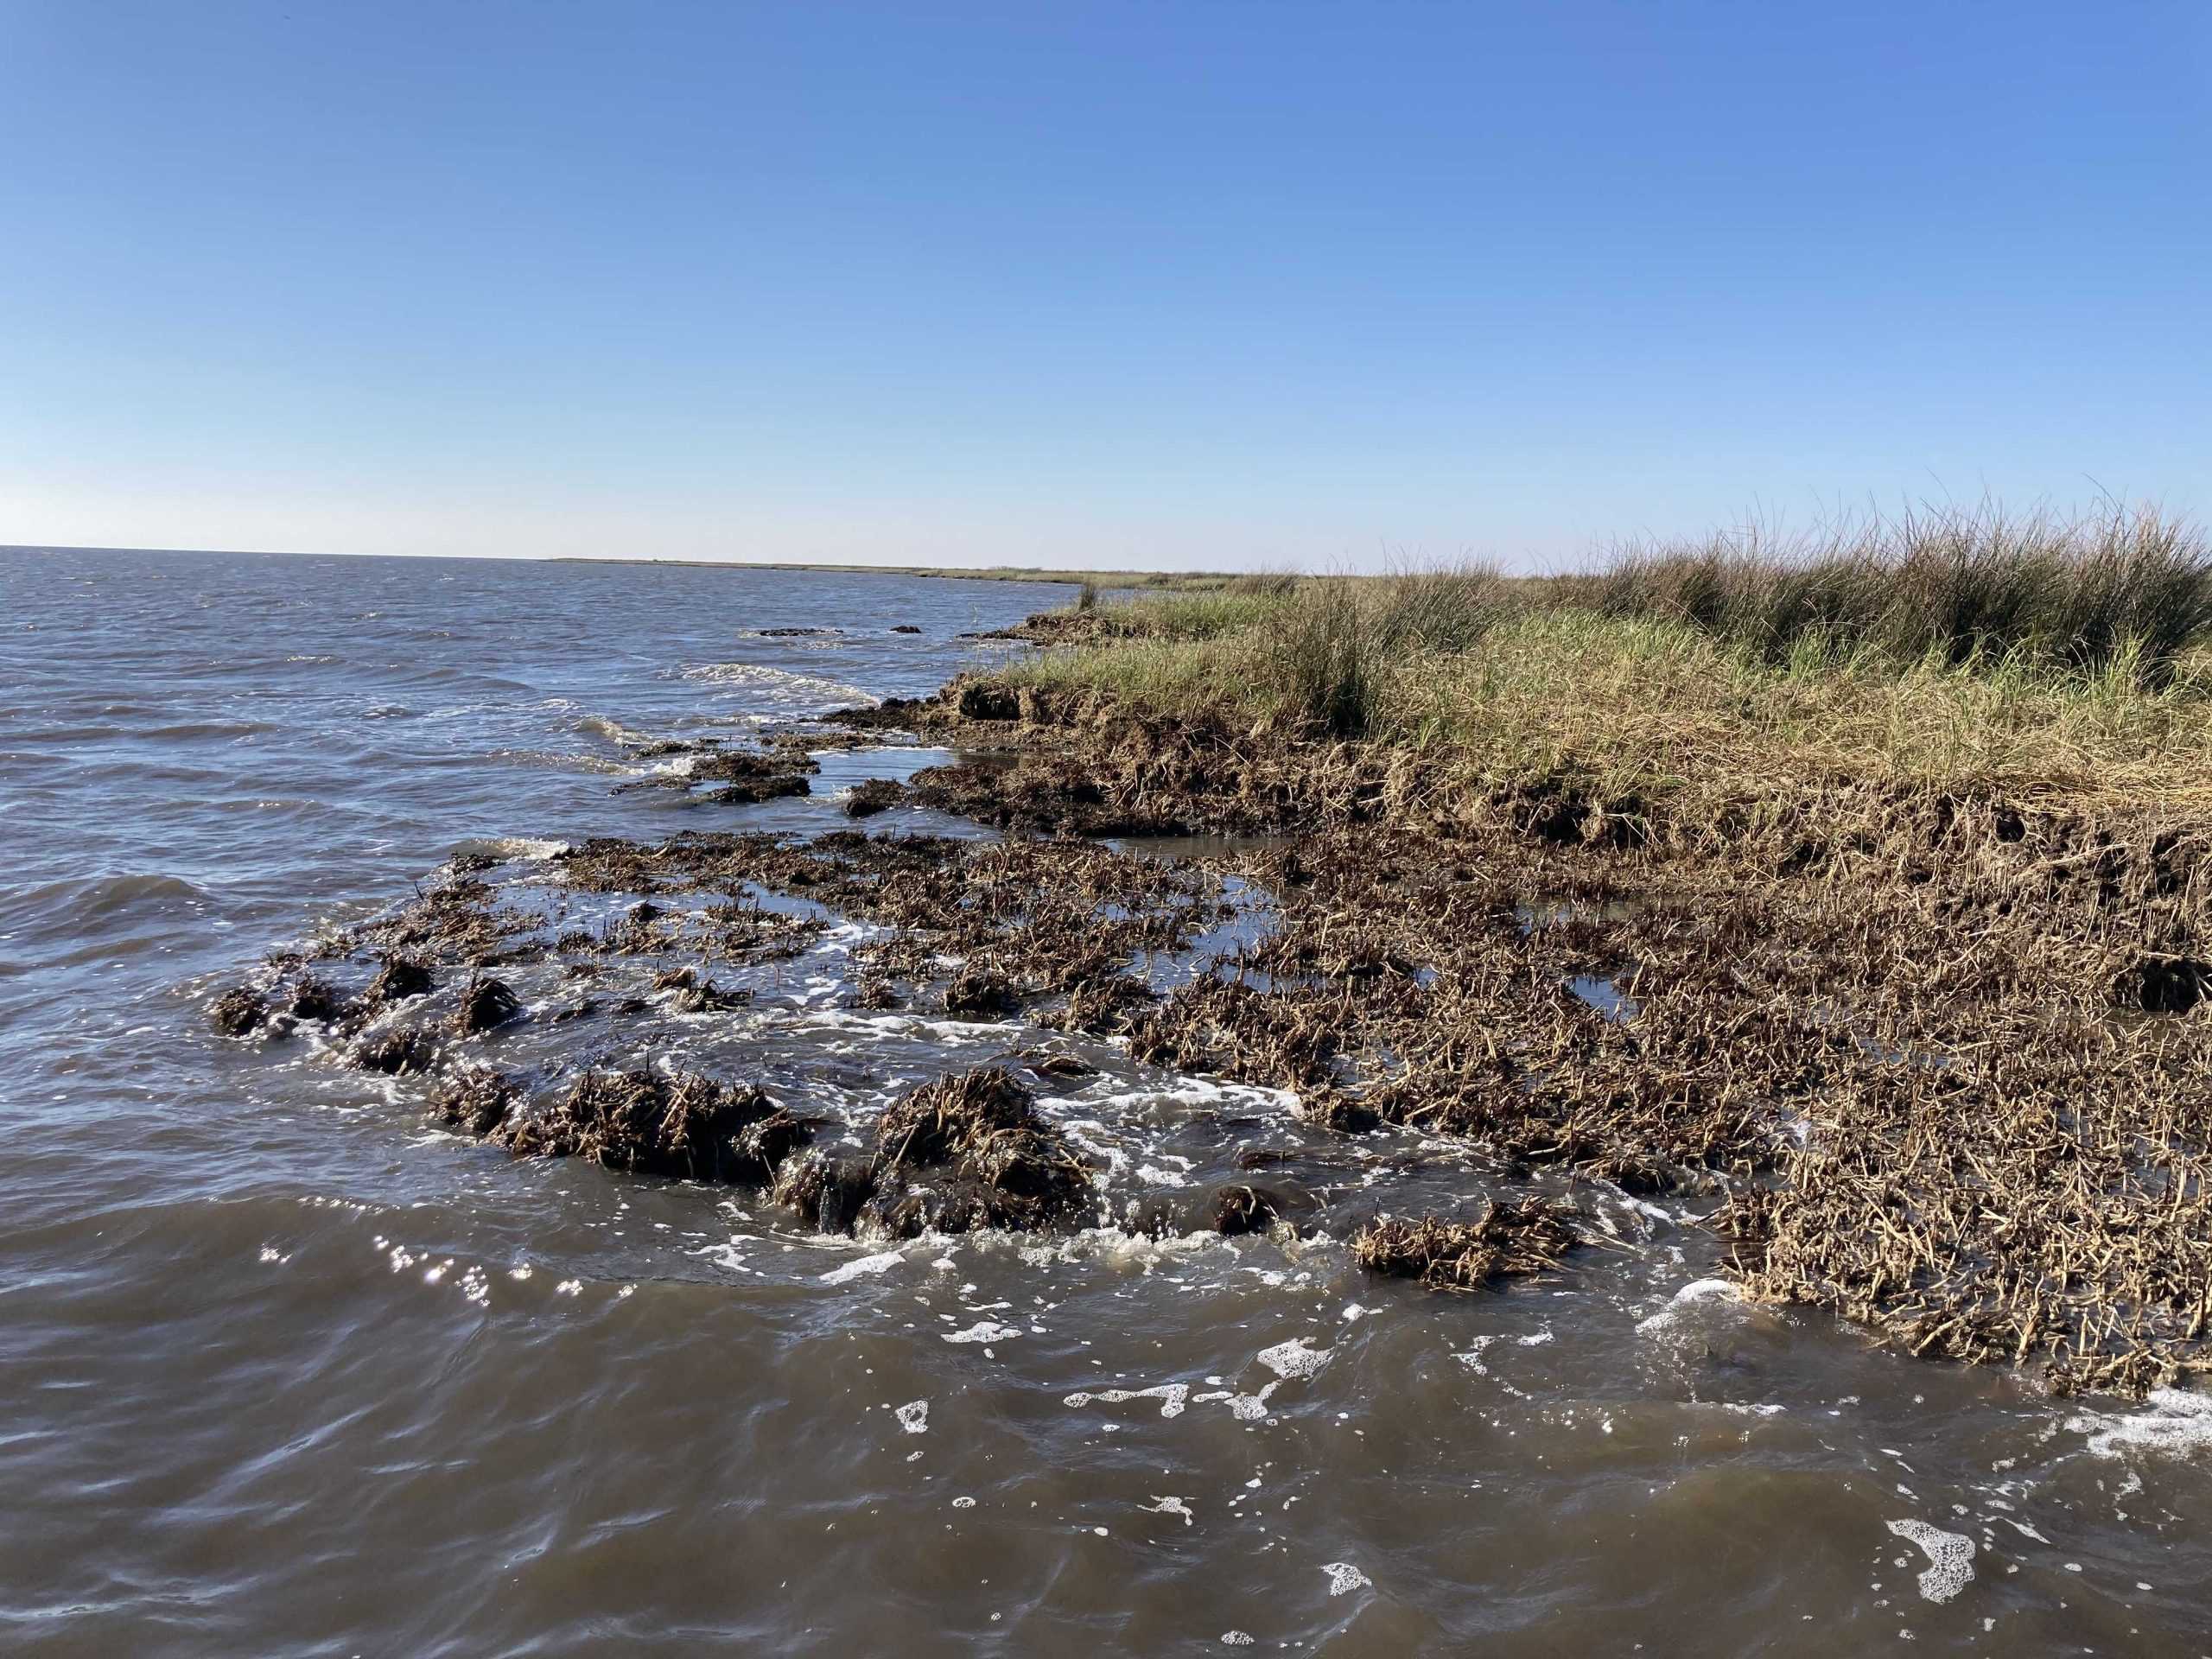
left=575, top=714, right=660, bottom=747
left=137, top=720, right=284, bottom=742
left=677, top=663, right=877, bottom=706
left=1636, top=1276, right=1743, bottom=1337
left=494, top=747, right=633, bottom=776
left=450, top=836, right=570, bottom=865
left=21, top=872, right=211, bottom=925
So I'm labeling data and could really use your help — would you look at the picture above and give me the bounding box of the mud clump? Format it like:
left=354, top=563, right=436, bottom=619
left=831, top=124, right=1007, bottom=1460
left=944, top=967, right=1020, bottom=1020
left=368, top=955, right=435, bottom=1005
left=843, top=778, right=905, bottom=818
left=430, top=1065, right=520, bottom=1135
left=2113, top=952, right=2210, bottom=1015
left=453, top=974, right=522, bottom=1035
left=773, top=1152, right=878, bottom=1232
left=352, top=1026, right=435, bottom=1076
left=208, top=987, right=268, bottom=1037
left=1211, top=1184, right=1281, bottom=1236
left=287, top=976, right=350, bottom=1023
left=494, top=1068, right=788, bottom=1184
left=734, top=1107, right=815, bottom=1173
left=346, top=875, right=528, bottom=966
left=1018, top=1050, right=1096, bottom=1080
left=955, top=683, right=1022, bottom=721
left=849, top=976, right=902, bottom=1011
left=652, top=965, right=751, bottom=1012
left=1355, top=1202, right=1580, bottom=1290
left=689, top=751, right=814, bottom=804
left=858, top=1067, right=1096, bottom=1237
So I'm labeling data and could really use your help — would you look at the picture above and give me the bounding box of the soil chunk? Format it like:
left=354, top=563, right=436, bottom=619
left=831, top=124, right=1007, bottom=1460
left=430, top=1065, right=520, bottom=1135
left=494, top=1068, right=786, bottom=1183
left=287, top=976, right=349, bottom=1022
left=1211, top=1184, right=1282, bottom=1236
left=944, top=967, right=1019, bottom=1019
left=208, top=986, right=267, bottom=1036
left=843, top=778, right=904, bottom=818
left=368, top=956, right=435, bottom=1005
left=855, top=1067, right=1096, bottom=1237
left=353, top=1026, right=435, bottom=1076
left=453, top=974, right=522, bottom=1035
left=1355, top=1203, right=1580, bottom=1289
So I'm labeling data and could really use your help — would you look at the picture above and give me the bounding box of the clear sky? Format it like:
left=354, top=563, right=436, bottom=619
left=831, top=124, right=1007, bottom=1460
left=2, top=2, right=2204, bottom=569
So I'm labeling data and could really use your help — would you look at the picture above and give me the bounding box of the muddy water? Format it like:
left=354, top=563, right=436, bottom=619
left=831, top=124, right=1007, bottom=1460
left=3, top=545, right=2209, bottom=1657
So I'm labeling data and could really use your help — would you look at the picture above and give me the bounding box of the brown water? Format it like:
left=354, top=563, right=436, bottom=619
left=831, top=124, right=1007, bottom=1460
left=4, top=544, right=2209, bottom=1656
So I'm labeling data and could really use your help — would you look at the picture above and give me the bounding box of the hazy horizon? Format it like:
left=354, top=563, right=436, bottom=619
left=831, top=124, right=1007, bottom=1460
left=3, top=2, right=2205, bottom=570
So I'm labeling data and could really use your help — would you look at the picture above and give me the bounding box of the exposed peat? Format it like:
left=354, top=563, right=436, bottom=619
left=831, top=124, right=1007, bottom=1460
left=857, top=1066, right=1096, bottom=1237
left=1354, top=1204, right=1580, bottom=1289
left=493, top=1068, right=791, bottom=1184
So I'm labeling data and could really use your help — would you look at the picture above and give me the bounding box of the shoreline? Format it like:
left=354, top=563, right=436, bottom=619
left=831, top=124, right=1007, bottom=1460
left=199, top=575, right=2212, bottom=1401
left=866, top=587, right=2212, bottom=1396
left=546, top=555, right=1243, bottom=589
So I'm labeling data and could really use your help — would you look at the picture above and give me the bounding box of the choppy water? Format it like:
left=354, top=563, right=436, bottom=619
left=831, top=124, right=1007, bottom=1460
left=3, top=544, right=2209, bottom=1657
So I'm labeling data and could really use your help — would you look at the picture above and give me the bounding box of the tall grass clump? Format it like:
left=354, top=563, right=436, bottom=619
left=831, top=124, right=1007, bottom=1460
left=1597, top=503, right=2212, bottom=683
left=1224, top=568, right=1300, bottom=599
left=1260, top=564, right=1503, bottom=735
left=1074, top=578, right=1102, bottom=613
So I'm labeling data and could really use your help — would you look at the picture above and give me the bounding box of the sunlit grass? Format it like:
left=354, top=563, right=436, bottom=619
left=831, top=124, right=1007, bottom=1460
left=1003, top=575, right=2212, bottom=809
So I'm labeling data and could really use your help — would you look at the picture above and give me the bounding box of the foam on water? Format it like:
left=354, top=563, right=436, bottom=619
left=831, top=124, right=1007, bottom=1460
left=677, top=662, right=876, bottom=706
left=1063, top=1383, right=1190, bottom=1419
left=1885, top=1519, right=1974, bottom=1603
left=821, top=1248, right=906, bottom=1286
left=2064, top=1387, right=2212, bottom=1460
left=1255, top=1337, right=1331, bottom=1380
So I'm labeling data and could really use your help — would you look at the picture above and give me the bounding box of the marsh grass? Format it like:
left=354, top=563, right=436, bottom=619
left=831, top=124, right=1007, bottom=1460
left=1597, top=502, right=2212, bottom=679
left=1004, top=564, right=2212, bottom=808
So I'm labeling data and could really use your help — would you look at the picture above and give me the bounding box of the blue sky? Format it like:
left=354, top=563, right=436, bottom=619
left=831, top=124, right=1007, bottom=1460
left=2, top=1, right=2204, bottom=568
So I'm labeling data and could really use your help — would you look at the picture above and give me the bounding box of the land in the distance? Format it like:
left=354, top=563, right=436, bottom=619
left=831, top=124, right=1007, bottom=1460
left=549, top=555, right=1240, bottom=589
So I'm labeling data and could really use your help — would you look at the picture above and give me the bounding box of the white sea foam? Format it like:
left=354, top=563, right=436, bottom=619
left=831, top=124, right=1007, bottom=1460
left=1320, top=1562, right=1371, bottom=1597
left=1454, top=1336, right=1498, bottom=1374
left=679, top=662, right=875, bottom=705
left=1064, top=1383, right=1190, bottom=1419
left=894, top=1400, right=929, bottom=1434
left=1256, top=1338, right=1331, bottom=1380
left=944, top=1320, right=1022, bottom=1344
left=820, top=1249, right=905, bottom=1286
left=450, top=836, right=570, bottom=864
left=2064, top=1388, right=2212, bottom=1460
left=1885, top=1520, right=1974, bottom=1603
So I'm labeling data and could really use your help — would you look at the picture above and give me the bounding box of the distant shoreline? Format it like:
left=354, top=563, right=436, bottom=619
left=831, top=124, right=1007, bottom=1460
left=548, top=556, right=1236, bottom=589
left=2, top=544, right=1233, bottom=588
